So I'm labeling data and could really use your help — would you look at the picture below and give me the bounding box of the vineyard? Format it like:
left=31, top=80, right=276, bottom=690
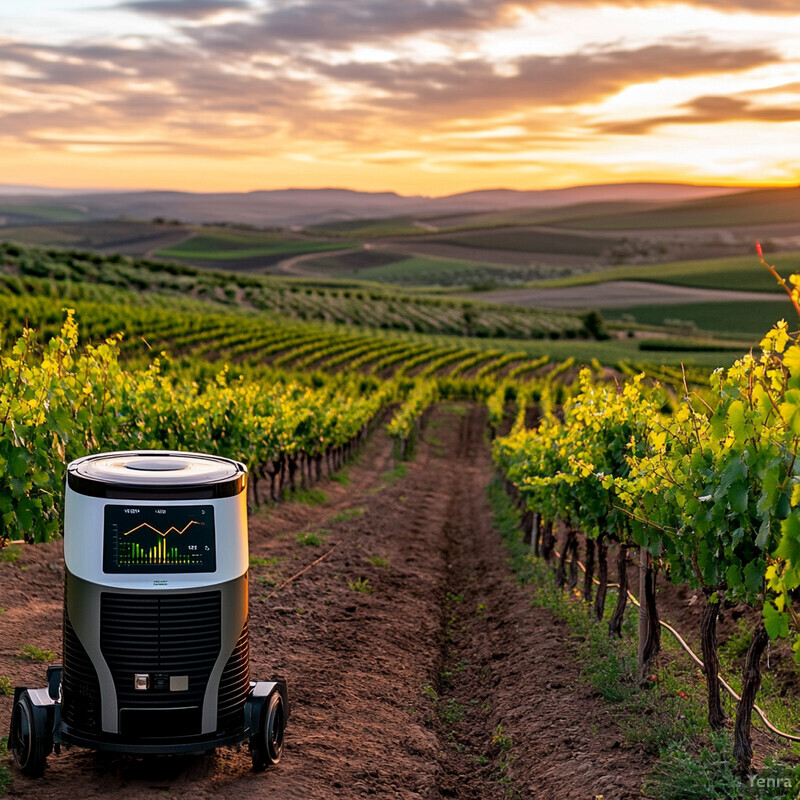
left=3, top=237, right=800, bottom=799
left=492, top=297, right=800, bottom=785
left=0, top=242, right=588, bottom=341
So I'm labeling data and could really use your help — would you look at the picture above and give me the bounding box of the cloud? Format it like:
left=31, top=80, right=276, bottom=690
left=660, top=0, right=798, bottom=11
left=254, top=0, right=499, bottom=42
left=178, top=0, right=800, bottom=50
left=599, top=93, right=800, bottom=134
left=311, top=43, right=779, bottom=116
left=0, top=27, right=784, bottom=162
left=117, top=0, right=251, bottom=19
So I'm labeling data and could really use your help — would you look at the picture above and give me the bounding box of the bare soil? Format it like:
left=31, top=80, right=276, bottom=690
left=1, top=405, right=650, bottom=799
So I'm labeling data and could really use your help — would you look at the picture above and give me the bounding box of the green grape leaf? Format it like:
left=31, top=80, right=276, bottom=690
left=777, top=492, right=792, bottom=519
left=8, top=450, right=28, bottom=478
left=743, top=560, right=764, bottom=594
left=776, top=514, right=800, bottom=563
left=728, top=481, right=748, bottom=514
left=764, top=602, right=790, bottom=640
left=726, top=563, right=743, bottom=588
left=755, top=520, right=770, bottom=551
left=727, top=400, right=747, bottom=439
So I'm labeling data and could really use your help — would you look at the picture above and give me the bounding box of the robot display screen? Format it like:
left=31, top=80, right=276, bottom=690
left=103, top=505, right=216, bottom=573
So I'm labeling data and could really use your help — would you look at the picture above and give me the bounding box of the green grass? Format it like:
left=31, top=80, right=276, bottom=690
left=296, top=530, right=327, bottom=547
left=348, top=576, right=373, bottom=593
left=365, top=555, right=390, bottom=568
left=249, top=556, right=279, bottom=567
left=606, top=300, right=792, bottom=336
left=18, top=645, right=54, bottom=662
left=436, top=227, right=615, bottom=256
left=0, top=676, right=12, bottom=695
left=329, top=506, right=365, bottom=523
left=330, top=469, right=351, bottom=486
left=645, top=734, right=800, bottom=800
left=381, top=463, right=408, bottom=484
left=492, top=723, right=513, bottom=751
left=0, top=203, right=86, bottom=223
left=638, top=337, right=752, bottom=353
left=290, top=488, right=327, bottom=506
left=487, top=476, right=800, bottom=798
left=533, top=252, right=800, bottom=293
left=0, top=547, right=21, bottom=564
left=715, top=620, right=800, bottom=755
left=307, top=217, right=426, bottom=237
left=0, top=736, right=10, bottom=796
left=157, top=233, right=353, bottom=260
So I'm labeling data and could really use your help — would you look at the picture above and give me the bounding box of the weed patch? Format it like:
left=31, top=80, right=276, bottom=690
left=329, top=507, right=365, bottom=523
left=331, top=469, right=351, bottom=486
left=18, top=645, right=54, bottom=662
left=291, top=488, right=327, bottom=506
left=0, top=736, right=10, bottom=796
left=348, top=576, right=373, bottom=593
left=0, top=548, right=21, bottom=564
left=296, top=530, right=328, bottom=547
left=249, top=556, right=279, bottom=567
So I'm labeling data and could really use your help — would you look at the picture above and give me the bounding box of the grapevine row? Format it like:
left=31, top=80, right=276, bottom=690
left=493, top=318, right=800, bottom=776
left=0, top=292, right=574, bottom=383
left=0, top=313, right=390, bottom=547
left=1, top=241, right=595, bottom=341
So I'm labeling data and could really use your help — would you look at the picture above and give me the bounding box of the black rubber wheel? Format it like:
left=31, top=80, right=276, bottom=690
left=251, top=692, right=285, bottom=771
left=10, top=694, right=51, bottom=778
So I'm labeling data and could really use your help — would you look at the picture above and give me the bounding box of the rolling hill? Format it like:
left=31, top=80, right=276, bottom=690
left=0, top=182, right=741, bottom=228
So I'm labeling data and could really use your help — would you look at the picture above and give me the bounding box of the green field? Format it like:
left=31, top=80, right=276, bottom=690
left=605, top=300, right=792, bottom=336
left=533, top=252, right=800, bottom=293
left=435, top=227, right=616, bottom=255
left=422, top=201, right=660, bottom=232
left=555, top=186, right=800, bottom=230
left=157, top=232, right=353, bottom=261
left=0, top=240, right=752, bottom=368
left=309, top=202, right=656, bottom=238
left=0, top=203, right=87, bottom=223
left=1, top=220, right=185, bottom=249
left=319, top=253, right=541, bottom=287
left=307, top=217, right=427, bottom=237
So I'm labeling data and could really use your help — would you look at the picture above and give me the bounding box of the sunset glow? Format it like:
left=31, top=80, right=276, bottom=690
left=2, top=0, right=800, bottom=194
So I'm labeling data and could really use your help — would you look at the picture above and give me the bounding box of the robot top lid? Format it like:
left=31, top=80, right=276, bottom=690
left=67, top=450, right=247, bottom=500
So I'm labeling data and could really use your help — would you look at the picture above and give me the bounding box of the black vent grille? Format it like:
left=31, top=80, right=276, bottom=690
left=100, top=591, right=221, bottom=735
left=217, top=620, right=249, bottom=733
left=62, top=607, right=101, bottom=735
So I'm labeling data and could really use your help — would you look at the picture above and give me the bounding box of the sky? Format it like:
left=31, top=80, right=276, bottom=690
left=1, top=0, right=800, bottom=195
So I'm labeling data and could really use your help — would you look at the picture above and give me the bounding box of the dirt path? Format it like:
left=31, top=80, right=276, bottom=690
left=1, top=406, right=649, bottom=798
left=271, top=246, right=366, bottom=277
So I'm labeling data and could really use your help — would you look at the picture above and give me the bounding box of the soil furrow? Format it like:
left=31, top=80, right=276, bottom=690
left=1, top=404, right=649, bottom=799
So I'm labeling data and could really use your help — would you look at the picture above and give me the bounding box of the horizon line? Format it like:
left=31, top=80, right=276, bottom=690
left=0, top=178, right=792, bottom=200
